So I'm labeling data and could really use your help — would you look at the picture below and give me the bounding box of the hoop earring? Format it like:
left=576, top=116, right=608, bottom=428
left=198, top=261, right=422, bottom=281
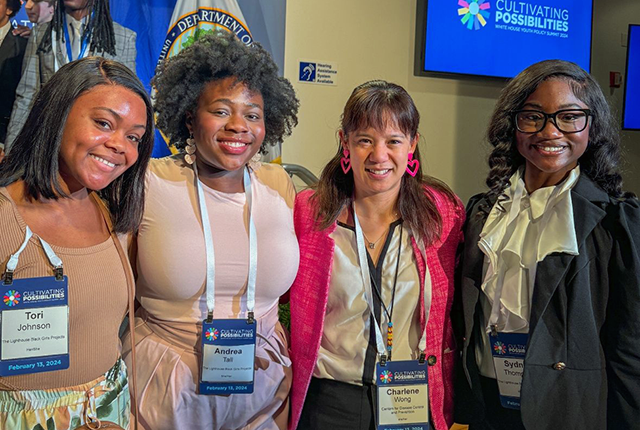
left=184, top=135, right=196, bottom=165
left=405, top=152, right=419, bottom=177
left=340, top=148, right=351, bottom=174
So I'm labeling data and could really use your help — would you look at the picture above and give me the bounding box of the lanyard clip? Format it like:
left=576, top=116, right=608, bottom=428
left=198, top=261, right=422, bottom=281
left=379, top=354, right=388, bottom=366
left=2, top=270, right=13, bottom=285
left=247, top=311, right=255, bottom=325
left=490, top=324, right=498, bottom=337
left=54, top=266, right=64, bottom=281
left=419, top=352, right=426, bottom=364
left=206, top=311, right=213, bottom=324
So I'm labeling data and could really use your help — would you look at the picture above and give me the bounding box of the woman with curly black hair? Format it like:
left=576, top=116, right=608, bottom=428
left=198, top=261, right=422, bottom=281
left=454, top=59, right=640, bottom=430
left=120, top=31, right=299, bottom=430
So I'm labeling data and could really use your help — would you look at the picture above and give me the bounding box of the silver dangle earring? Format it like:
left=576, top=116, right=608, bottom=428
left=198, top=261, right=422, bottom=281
left=184, top=135, right=196, bottom=165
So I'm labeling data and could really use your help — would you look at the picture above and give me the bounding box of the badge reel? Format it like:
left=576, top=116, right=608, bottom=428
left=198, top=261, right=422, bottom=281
left=0, top=227, right=70, bottom=376
left=353, top=208, right=431, bottom=430
left=193, top=166, right=258, bottom=395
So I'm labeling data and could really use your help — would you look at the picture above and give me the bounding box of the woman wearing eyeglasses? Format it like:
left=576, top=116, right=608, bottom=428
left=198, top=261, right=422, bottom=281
left=453, top=59, right=640, bottom=430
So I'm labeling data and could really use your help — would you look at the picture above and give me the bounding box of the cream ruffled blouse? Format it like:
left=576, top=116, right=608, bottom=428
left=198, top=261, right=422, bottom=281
left=475, top=166, right=580, bottom=377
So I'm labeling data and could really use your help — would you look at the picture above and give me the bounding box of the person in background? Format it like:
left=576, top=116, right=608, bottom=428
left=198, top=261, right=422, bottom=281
left=12, top=0, right=56, bottom=39
left=0, top=56, right=153, bottom=429
left=4, top=0, right=136, bottom=151
left=289, top=80, right=464, bottom=430
left=25, top=0, right=55, bottom=26
left=121, top=31, right=299, bottom=430
left=0, top=0, right=26, bottom=149
left=453, top=59, right=640, bottom=430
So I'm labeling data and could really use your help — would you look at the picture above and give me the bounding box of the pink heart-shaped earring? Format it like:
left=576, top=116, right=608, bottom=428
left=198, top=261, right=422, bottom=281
left=340, top=148, right=351, bottom=174
left=405, top=152, right=419, bottom=177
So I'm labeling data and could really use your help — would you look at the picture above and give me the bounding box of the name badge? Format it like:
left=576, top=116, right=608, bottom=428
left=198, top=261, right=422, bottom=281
left=199, top=318, right=256, bottom=395
left=489, top=332, right=528, bottom=409
left=376, top=360, right=429, bottom=430
left=0, top=276, right=70, bottom=376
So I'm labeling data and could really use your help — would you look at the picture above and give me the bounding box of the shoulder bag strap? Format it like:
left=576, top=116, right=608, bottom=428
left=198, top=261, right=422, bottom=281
left=92, top=194, right=139, bottom=430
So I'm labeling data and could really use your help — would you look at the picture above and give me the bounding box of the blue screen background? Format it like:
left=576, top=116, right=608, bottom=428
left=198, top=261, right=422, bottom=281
left=423, top=0, right=593, bottom=78
left=624, top=25, right=640, bottom=130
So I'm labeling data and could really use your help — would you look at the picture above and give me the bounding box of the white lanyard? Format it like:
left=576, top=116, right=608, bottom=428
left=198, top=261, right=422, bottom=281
left=4, top=227, right=64, bottom=281
left=352, top=203, right=432, bottom=362
left=193, top=165, right=257, bottom=323
left=487, top=180, right=562, bottom=335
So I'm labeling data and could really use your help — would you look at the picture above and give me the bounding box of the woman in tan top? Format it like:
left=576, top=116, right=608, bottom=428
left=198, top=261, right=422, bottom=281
left=0, top=57, right=153, bottom=430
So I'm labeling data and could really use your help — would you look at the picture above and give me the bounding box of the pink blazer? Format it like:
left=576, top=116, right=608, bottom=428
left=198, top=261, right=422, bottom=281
left=289, top=188, right=464, bottom=430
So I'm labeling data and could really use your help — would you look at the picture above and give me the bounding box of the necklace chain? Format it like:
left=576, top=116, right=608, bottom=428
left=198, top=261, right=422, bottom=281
left=362, top=229, right=388, bottom=249
left=360, top=211, right=399, bottom=249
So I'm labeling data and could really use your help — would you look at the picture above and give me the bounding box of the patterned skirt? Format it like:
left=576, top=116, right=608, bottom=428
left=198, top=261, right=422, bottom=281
left=0, top=358, right=130, bottom=430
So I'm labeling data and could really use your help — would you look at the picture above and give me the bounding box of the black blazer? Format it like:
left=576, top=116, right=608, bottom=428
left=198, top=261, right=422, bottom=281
left=454, top=175, right=640, bottom=429
left=0, top=30, right=27, bottom=143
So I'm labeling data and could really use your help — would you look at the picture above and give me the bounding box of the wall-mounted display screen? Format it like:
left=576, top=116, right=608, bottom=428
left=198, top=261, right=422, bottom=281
left=623, top=25, right=640, bottom=130
left=416, top=0, right=594, bottom=79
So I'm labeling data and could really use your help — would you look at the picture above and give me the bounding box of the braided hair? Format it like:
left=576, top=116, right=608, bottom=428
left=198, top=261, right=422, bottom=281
left=38, top=0, right=116, bottom=56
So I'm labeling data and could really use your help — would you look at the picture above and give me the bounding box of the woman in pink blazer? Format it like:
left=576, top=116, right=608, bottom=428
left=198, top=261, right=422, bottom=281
left=288, top=80, right=464, bottom=430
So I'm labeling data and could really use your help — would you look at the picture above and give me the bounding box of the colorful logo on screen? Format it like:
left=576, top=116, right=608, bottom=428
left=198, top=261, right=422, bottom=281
left=3, top=290, right=21, bottom=307
left=458, top=0, right=491, bottom=30
left=493, top=341, right=507, bottom=355
left=379, top=370, right=393, bottom=384
left=205, top=328, right=219, bottom=341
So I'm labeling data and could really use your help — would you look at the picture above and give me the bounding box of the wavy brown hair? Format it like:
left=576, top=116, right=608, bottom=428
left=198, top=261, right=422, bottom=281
left=312, top=80, right=456, bottom=246
left=481, top=59, right=628, bottom=216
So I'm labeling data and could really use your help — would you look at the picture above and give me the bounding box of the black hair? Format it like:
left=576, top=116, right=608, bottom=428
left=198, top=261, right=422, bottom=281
left=153, top=30, right=298, bottom=153
left=0, top=57, right=154, bottom=233
left=482, top=59, right=627, bottom=215
left=38, top=0, right=116, bottom=56
left=312, top=80, right=457, bottom=245
left=7, top=0, right=21, bottom=18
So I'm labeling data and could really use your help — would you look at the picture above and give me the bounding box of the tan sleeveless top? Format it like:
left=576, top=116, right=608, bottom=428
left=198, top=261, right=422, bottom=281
left=0, top=187, right=128, bottom=390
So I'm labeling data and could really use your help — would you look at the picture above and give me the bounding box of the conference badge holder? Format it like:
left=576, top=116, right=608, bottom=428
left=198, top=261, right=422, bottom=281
left=489, top=328, right=528, bottom=409
left=200, top=311, right=257, bottom=395
left=376, top=354, right=429, bottom=430
left=353, top=205, right=432, bottom=430
left=0, top=228, right=70, bottom=376
left=193, top=166, right=259, bottom=395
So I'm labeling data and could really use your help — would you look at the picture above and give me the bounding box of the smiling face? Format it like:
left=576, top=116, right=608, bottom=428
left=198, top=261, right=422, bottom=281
left=187, top=77, right=265, bottom=178
left=515, top=79, right=590, bottom=190
left=58, top=84, right=147, bottom=193
left=342, top=114, right=417, bottom=200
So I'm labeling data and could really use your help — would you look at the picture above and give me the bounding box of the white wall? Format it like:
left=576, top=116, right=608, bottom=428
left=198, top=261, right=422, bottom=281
left=590, top=0, right=640, bottom=193
left=282, top=0, right=640, bottom=202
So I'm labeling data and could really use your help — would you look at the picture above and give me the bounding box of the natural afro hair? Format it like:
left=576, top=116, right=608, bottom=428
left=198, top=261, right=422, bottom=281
left=153, top=30, right=299, bottom=153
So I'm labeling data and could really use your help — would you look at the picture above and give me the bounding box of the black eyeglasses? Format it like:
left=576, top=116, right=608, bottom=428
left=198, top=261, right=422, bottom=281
left=513, top=109, right=592, bottom=133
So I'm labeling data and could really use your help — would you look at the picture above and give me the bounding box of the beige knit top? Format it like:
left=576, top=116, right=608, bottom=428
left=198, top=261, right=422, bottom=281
left=0, top=187, right=128, bottom=390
